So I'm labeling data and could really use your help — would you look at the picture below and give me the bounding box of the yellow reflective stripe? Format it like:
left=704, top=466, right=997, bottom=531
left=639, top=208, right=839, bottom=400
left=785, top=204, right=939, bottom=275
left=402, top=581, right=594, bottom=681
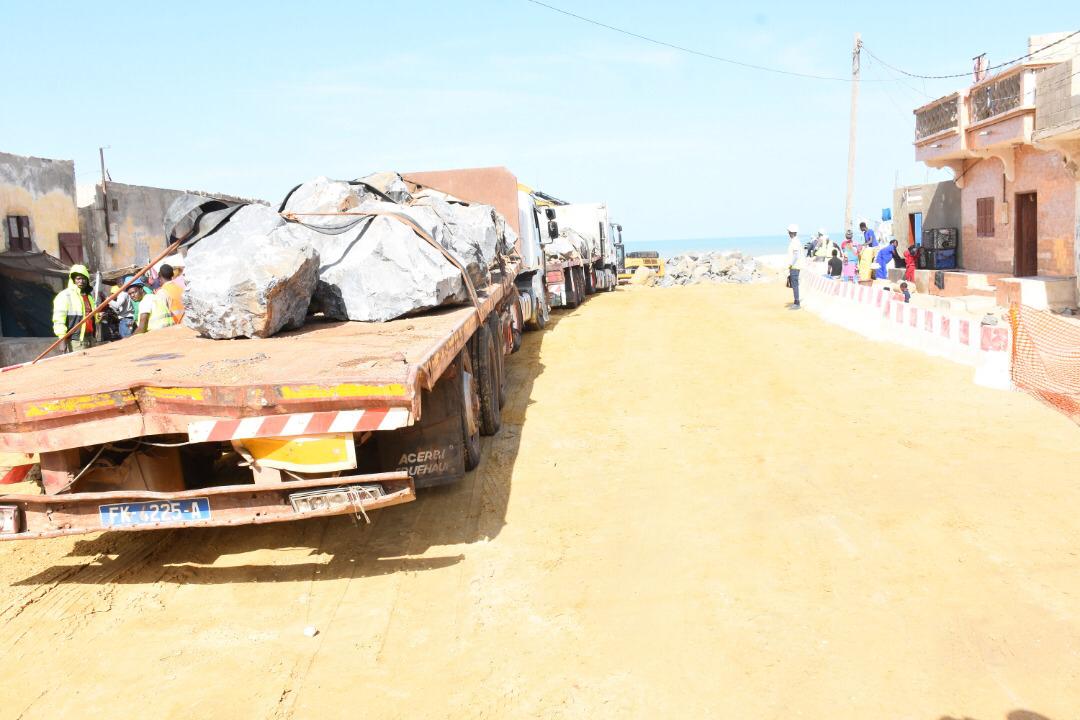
left=144, top=387, right=205, bottom=401
left=24, top=391, right=134, bottom=418
left=279, top=383, right=407, bottom=400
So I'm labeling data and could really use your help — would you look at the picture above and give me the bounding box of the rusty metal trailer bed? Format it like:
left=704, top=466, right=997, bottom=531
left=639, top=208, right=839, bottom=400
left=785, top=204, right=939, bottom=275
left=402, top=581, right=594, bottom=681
left=0, top=271, right=515, bottom=539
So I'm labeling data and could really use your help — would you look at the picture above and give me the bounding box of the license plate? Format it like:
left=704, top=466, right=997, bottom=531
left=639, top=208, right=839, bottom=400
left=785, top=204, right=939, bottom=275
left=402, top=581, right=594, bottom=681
left=98, top=498, right=211, bottom=528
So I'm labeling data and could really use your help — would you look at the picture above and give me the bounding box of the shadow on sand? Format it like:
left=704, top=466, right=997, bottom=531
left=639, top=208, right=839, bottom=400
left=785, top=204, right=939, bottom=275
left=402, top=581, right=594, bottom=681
left=12, top=309, right=579, bottom=587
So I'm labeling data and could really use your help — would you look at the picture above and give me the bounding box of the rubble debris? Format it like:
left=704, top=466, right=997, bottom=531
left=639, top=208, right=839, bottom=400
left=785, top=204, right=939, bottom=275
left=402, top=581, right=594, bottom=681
left=359, top=171, right=413, bottom=204
left=656, top=251, right=770, bottom=287
left=547, top=229, right=589, bottom=262
left=628, top=266, right=657, bottom=286
left=183, top=205, right=321, bottom=339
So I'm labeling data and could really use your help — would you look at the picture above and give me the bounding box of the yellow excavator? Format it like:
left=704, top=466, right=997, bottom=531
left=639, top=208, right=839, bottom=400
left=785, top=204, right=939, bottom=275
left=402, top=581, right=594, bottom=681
left=619, top=251, right=665, bottom=283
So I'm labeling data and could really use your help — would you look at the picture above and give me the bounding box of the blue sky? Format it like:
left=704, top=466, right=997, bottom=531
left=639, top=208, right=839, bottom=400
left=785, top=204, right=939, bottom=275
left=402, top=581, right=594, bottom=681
left=2, top=0, right=1074, bottom=241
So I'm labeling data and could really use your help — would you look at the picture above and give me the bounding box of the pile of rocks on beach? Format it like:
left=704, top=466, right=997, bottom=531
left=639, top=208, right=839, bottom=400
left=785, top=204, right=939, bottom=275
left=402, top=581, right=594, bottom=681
left=655, top=251, right=773, bottom=288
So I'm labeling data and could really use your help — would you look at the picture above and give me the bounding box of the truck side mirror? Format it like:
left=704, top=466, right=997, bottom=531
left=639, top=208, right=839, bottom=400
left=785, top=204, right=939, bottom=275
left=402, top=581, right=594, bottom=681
left=547, top=220, right=559, bottom=240
left=544, top=208, right=556, bottom=220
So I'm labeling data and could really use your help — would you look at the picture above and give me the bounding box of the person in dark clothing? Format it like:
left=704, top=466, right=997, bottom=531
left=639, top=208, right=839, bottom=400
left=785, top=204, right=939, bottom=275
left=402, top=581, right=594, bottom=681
left=900, top=282, right=911, bottom=303
left=890, top=239, right=905, bottom=268
left=827, top=249, right=843, bottom=279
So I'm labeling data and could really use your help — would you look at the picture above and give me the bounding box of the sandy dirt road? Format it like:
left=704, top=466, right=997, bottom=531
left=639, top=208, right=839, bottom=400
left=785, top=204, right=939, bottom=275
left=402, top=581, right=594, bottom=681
left=1, top=283, right=1079, bottom=720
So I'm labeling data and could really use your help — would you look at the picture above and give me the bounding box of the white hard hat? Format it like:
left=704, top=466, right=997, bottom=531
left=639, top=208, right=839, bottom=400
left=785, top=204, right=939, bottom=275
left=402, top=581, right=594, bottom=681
left=787, top=223, right=799, bottom=233
left=818, top=228, right=827, bottom=236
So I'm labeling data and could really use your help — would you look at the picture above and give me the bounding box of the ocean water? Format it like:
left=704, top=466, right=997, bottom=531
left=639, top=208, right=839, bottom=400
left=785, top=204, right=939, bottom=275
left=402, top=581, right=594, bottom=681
left=623, top=235, right=836, bottom=260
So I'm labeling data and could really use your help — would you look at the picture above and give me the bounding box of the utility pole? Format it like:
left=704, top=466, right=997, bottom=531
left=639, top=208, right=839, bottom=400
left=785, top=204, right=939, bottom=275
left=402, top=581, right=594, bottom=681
left=843, top=33, right=861, bottom=236
left=99, top=147, right=111, bottom=245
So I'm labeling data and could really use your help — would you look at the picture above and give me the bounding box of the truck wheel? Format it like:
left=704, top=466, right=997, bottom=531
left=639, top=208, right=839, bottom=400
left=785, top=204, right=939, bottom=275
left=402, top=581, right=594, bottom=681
left=460, top=352, right=482, bottom=470
left=575, top=267, right=586, bottom=305
left=584, top=268, right=596, bottom=295
left=488, top=314, right=508, bottom=409
left=510, top=301, right=523, bottom=352
left=526, top=292, right=547, bottom=330
left=565, top=269, right=580, bottom=309
left=476, top=323, right=501, bottom=436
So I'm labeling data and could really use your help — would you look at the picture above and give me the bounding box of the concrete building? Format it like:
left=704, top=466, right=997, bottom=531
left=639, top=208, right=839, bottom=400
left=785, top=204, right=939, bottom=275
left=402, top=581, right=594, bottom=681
left=0, top=151, right=81, bottom=363
left=0, top=151, right=82, bottom=262
left=79, top=182, right=260, bottom=277
left=912, top=32, right=1080, bottom=310
left=892, top=181, right=961, bottom=251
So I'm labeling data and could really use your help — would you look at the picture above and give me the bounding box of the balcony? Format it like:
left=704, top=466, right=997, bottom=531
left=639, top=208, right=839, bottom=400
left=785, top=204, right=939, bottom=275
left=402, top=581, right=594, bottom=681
left=913, top=65, right=1048, bottom=184
left=915, top=94, right=960, bottom=141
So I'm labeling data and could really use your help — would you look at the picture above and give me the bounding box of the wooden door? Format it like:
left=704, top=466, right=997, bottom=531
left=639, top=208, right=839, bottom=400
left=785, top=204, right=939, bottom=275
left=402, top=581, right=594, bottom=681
left=58, top=233, right=84, bottom=265
left=1014, top=193, right=1037, bottom=277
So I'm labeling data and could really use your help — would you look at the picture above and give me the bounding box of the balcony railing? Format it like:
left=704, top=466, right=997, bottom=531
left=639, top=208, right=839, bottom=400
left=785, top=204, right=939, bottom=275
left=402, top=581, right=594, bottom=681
left=915, top=94, right=959, bottom=140
left=970, top=70, right=1023, bottom=123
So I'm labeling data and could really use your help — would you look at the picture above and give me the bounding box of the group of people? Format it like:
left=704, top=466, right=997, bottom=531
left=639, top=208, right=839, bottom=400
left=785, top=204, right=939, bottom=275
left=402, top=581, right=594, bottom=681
left=51, top=261, right=186, bottom=353
left=786, top=222, right=918, bottom=310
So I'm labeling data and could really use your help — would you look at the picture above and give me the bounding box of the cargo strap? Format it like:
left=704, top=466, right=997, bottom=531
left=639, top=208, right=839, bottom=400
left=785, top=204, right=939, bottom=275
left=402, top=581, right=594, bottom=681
left=281, top=210, right=481, bottom=313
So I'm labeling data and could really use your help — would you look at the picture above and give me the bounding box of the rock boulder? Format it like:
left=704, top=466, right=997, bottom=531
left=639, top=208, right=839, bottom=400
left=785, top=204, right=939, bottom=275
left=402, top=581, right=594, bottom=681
left=184, top=205, right=320, bottom=339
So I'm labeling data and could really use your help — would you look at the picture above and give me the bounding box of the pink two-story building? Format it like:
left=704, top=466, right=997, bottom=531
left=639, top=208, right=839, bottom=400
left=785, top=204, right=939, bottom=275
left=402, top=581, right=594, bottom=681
left=912, top=33, right=1080, bottom=310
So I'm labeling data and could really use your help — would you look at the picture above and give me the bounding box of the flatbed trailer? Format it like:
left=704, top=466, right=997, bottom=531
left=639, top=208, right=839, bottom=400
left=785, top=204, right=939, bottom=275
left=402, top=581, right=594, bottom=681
left=0, top=269, right=518, bottom=540
left=545, top=256, right=592, bottom=309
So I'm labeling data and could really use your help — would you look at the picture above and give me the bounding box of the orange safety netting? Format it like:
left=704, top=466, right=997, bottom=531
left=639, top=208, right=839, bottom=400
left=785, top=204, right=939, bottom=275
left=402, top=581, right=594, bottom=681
left=1011, top=304, right=1080, bottom=423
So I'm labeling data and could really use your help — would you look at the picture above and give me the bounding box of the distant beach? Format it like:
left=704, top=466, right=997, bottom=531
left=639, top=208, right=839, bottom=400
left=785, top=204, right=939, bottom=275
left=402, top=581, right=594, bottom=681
left=623, top=234, right=839, bottom=260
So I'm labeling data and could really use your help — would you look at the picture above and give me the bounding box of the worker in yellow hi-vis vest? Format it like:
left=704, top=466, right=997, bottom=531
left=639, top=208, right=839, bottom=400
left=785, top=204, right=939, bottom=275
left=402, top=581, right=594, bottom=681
left=52, top=264, right=96, bottom=352
left=124, top=276, right=175, bottom=334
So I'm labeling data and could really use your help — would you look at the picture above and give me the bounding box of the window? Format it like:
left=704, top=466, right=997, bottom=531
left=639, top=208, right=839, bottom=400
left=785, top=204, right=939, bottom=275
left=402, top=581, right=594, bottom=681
left=5, top=216, right=32, bottom=251
left=977, top=197, right=995, bottom=237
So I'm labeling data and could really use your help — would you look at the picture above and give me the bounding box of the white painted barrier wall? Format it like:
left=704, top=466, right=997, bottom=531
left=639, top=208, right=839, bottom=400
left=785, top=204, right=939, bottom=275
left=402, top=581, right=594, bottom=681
left=801, top=267, right=1012, bottom=390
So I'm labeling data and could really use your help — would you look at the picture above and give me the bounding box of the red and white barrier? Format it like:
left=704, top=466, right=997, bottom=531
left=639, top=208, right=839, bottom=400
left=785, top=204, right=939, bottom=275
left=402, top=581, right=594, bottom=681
left=801, top=266, right=1011, bottom=390
left=188, top=407, right=413, bottom=443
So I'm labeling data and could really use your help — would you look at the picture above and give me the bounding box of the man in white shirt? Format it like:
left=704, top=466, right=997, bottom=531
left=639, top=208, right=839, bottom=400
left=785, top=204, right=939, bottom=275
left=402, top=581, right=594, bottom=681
left=786, top=223, right=805, bottom=309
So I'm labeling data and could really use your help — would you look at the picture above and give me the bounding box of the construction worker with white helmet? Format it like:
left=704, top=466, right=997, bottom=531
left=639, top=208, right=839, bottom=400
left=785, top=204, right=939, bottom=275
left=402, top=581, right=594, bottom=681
left=785, top=224, right=804, bottom=309
left=52, top=264, right=96, bottom=352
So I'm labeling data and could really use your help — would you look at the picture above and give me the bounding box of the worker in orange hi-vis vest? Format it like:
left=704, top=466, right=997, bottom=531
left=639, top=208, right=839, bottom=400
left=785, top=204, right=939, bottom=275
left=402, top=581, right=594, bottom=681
left=158, top=263, right=185, bottom=324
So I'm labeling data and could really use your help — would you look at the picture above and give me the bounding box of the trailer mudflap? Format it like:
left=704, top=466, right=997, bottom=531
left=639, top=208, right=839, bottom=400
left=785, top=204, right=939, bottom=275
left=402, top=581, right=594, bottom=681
left=0, top=472, right=414, bottom=541
left=378, top=359, right=467, bottom=489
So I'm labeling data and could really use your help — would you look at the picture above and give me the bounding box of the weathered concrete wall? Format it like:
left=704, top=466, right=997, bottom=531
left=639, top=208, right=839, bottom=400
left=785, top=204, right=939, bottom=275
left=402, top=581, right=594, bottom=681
left=1035, top=58, right=1080, bottom=138
left=0, top=338, right=59, bottom=367
left=81, top=182, right=264, bottom=275
left=893, top=181, right=961, bottom=249
left=960, top=145, right=1076, bottom=276
left=81, top=182, right=189, bottom=274
left=0, top=152, right=80, bottom=258
left=1028, top=33, right=1080, bottom=64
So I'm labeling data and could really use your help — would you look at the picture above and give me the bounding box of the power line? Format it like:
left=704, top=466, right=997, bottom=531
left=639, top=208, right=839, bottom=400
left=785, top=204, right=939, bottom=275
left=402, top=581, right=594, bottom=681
left=863, top=30, right=1080, bottom=80
left=522, top=0, right=876, bottom=83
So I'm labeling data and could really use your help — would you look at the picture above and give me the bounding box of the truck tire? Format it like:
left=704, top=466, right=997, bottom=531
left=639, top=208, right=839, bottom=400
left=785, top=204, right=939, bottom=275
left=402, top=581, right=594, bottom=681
left=526, top=292, right=547, bottom=330
left=574, top=267, right=586, bottom=306
left=461, top=351, right=482, bottom=471
left=488, top=314, right=508, bottom=409
left=565, top=268, right=580, bottom=309
left=584, top=267, right=596, bottom=295
left=476, top=323, right=501, bottom=436
left=510, top=301, right=523, bottom=352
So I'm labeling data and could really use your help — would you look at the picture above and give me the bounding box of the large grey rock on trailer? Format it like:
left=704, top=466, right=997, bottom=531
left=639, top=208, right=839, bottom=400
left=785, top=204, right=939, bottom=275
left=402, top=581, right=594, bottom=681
left=358, top=171, right=413, bottom=204
left=407, top=194, right=499, bottom=288
left=308, top=211, right=467, bottom=322
left=183, top=205, right=320, bottom=339
left=280, top=177, right=367, bottom=230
